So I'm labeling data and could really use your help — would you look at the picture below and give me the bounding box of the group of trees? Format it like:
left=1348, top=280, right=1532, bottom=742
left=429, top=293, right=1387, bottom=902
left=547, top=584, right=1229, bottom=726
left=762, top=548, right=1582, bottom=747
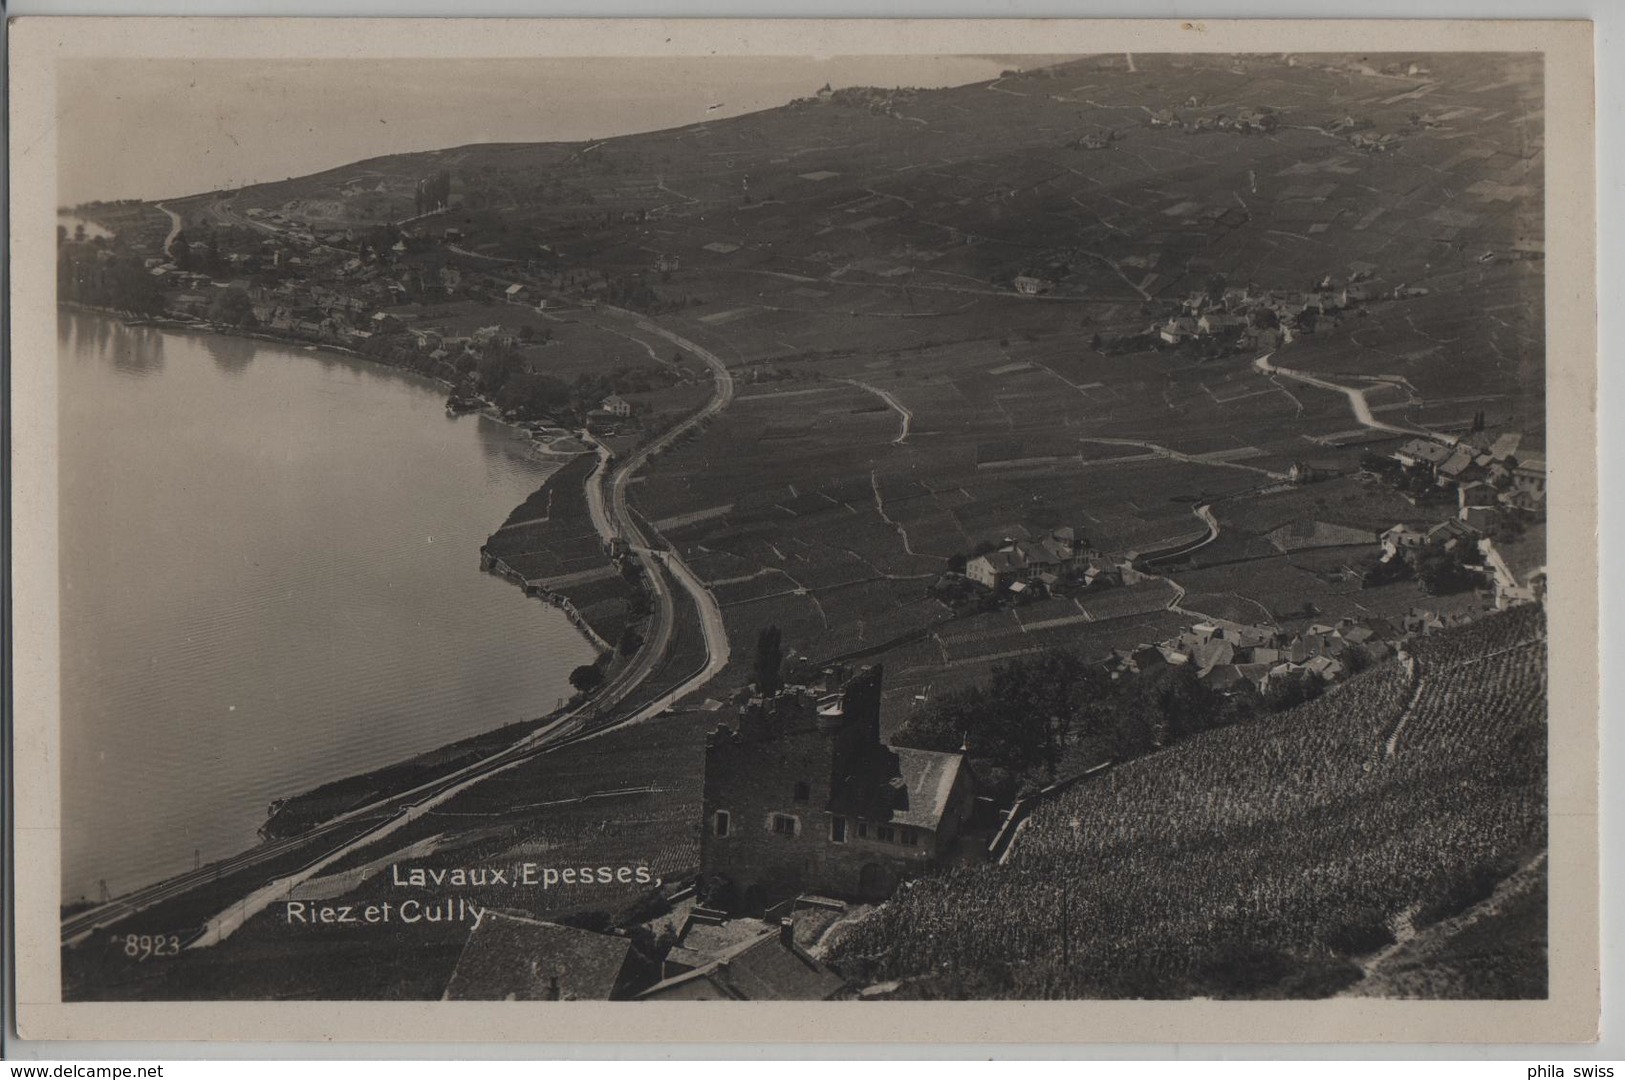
left=475, top=348, right=676, bottom=424
left=890, top=635, right=1392, bottom=801
left=892, top=649, right=1264, bottom=800
left=56, top=246, right=165, bottom=316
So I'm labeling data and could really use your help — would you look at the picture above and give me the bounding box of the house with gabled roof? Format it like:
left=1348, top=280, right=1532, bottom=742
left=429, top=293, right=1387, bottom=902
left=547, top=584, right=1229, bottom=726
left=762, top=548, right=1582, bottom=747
left=701, top=666, right=975, bottom=906
left=1394, top=438, right=1454, bottom=472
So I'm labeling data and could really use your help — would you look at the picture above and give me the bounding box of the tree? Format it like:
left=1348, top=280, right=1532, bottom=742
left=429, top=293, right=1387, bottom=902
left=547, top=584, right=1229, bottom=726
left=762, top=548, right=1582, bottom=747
left=618, top=628, right=644, bottom=658
left=569, top=663, right=605, bottom=694
left=209, top=286, right=255, bottom=327
left=1416, top=543, right=1482, bottom=596
left=753, top=625, right=783, bottom=694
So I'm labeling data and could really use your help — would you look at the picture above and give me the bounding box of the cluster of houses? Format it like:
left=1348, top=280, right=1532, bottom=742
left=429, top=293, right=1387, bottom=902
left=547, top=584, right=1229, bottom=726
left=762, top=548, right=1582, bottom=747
left=961, top=527, right=1136, bottom=597
left=1104, top=553, right=1542, bottom=699
left=1146, top=106, right=1280, bottom=134
left=1154, top=274, right=1374, bottom=349
left=1379, top=516, right=1547, bottom=610
left=1105, top=614, right=1402, bottom=693
left=1348, top=130, right=1403, bottom=152
left=1390, top=430, right=1546, bottom=515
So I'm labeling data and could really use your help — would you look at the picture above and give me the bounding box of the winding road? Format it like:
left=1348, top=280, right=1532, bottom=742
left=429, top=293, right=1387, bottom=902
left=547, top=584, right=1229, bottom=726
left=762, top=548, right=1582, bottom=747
left=844, top=378, right=912, bottom=444
left=155, top=203, right=183, bottom=258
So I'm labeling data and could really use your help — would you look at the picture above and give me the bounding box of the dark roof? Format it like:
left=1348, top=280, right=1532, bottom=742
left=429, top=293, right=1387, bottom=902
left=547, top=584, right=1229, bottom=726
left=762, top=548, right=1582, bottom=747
left=1397, top=439, right=1453, bottom=466
left=641, top=930, right=846, bottom=1001
left=973, top=550, right=1025, bottom=574
left=442, top=912, right=632, bottom=1001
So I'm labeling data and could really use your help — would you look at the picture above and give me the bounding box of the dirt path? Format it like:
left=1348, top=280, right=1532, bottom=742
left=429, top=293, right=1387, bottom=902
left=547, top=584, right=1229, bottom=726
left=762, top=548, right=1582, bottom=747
left=1252, top=353, right=1443, bottom=440
left=844, top=379, right=913, bottom=444
left=155, top=203, right=183, bottom=257
left=1343, top=850, right=1548, bottom=997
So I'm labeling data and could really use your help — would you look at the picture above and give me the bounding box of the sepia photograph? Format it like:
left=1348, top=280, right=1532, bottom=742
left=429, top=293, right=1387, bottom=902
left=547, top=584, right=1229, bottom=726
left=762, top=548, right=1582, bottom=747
left=7, top=17, right=1599, bottom=1045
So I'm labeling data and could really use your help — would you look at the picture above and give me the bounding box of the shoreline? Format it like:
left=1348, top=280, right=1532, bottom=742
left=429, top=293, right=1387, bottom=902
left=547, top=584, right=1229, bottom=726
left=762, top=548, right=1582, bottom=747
left=58, top=303, right=606, bottom=902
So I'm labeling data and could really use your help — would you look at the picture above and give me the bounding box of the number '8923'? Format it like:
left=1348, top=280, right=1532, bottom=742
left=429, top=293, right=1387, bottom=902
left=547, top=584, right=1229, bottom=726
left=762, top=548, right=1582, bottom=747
left=119, top=933, right=181, bottom=960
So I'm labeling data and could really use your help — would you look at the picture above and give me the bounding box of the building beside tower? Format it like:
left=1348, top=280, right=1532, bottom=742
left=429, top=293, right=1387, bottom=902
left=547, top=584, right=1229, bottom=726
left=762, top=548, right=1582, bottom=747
left=699, top=665, right=975, bottom=906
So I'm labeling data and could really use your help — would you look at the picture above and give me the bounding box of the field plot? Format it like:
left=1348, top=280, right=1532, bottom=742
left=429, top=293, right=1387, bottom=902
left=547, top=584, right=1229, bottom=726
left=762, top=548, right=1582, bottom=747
left=831, top=606, right=1546, bottom=998
left=1170, top=551, right=1426, bottom=627
left=482, top=453, right=630, bottom=643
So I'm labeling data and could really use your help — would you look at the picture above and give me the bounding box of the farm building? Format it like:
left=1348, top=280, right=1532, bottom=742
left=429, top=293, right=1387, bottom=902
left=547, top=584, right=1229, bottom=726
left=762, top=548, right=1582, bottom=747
left=1437, top=445, right=1487, bottom=486
left=600, top=394, right=633, bottom=418
left=1509, top=456, right=1547, bottom=507
left=1381, top=523, right=1428, bottom=556
left=965, top=531, right=1079, bottom=591
left=1393, top=438, right=1454, bottom=472
left=700, top=666, right=975, bottom=906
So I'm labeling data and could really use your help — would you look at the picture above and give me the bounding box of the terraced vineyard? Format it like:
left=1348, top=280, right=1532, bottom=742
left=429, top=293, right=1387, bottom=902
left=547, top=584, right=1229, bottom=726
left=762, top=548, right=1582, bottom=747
left=830, top=605, right=1547, bottom=999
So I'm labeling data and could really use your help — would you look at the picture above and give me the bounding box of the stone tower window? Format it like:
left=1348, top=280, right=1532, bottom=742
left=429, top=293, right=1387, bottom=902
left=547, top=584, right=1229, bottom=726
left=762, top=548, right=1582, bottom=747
left=793, top=780, right=811, bottom=803
left=713, top=810, right=730, bottom=838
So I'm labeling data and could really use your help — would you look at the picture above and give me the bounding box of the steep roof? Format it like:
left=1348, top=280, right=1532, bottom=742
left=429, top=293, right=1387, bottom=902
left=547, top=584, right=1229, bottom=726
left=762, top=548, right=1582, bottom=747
left=1438, top=445, right=1479, bottom=477
left=890, top=747, right=966, bottom=830
left=972, top=550, right=1026, bottom=574
left=1397, top=439, right=1453, bottom=466
left=442, top=912, right=632, bottom=1001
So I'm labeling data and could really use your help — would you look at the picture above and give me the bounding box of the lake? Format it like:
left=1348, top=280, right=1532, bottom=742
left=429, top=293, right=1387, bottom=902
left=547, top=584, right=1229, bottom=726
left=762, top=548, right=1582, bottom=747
left=57, top=311, right=596, bottom=903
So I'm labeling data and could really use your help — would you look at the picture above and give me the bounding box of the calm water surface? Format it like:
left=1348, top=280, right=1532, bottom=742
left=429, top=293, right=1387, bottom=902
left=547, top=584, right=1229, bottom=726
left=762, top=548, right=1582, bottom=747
left=58, top=312, right=594, bottom=903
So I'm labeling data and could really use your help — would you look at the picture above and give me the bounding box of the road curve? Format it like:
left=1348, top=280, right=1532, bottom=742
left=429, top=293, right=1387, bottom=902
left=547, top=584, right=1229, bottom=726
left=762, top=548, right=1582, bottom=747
left=1252, top=353, right=1444, bottom=441
left=155, top=203, right=183, bottom=258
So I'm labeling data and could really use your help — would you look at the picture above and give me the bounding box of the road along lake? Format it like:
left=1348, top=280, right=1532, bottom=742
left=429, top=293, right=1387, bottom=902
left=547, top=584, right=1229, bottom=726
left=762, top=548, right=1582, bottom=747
left=57, top=311, right=596, bottom=904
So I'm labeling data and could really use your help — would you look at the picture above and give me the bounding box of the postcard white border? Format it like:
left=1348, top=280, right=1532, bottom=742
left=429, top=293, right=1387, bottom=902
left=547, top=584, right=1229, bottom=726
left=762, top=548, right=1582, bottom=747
left=8, top=16, right=1599, bottom=1045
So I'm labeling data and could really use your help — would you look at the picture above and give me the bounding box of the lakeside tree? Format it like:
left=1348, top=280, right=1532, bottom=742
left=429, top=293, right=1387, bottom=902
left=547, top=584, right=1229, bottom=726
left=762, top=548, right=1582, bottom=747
left=57, top=247, right=164, bottom=316
left=208, top=286, right=255, bottom=328
left=569, top=663, right=606, bottom=694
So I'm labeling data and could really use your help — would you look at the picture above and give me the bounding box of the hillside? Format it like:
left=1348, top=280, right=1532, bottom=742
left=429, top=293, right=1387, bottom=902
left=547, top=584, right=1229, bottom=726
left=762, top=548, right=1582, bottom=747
left=827, top=605, right=1547, bottom=998
left=104, top=49, right=1546, bottom=732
